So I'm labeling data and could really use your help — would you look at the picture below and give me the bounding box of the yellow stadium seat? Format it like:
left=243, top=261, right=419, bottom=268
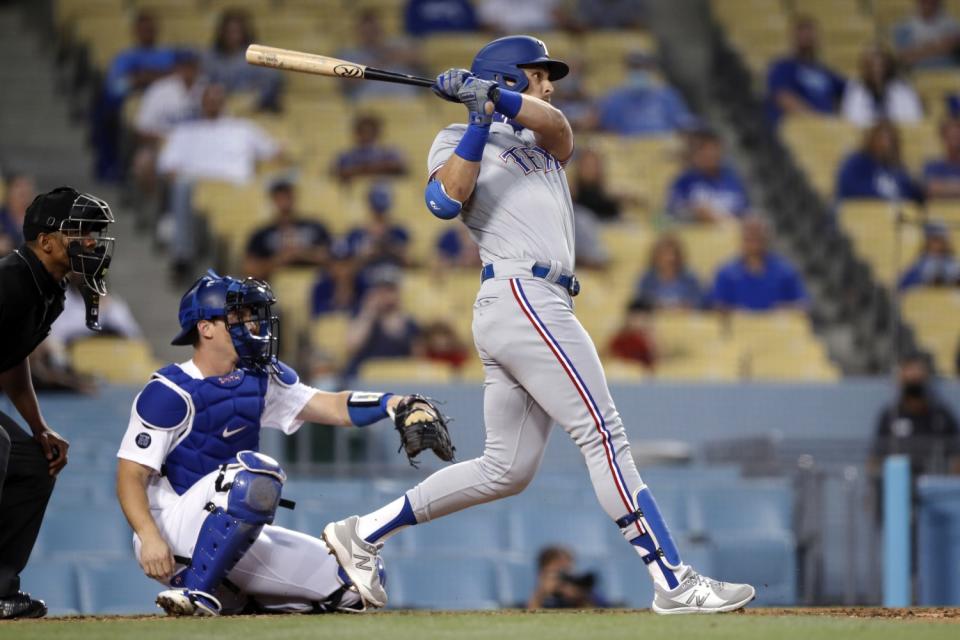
left=56, top=0, right=124, bottom=27
left=192, top=180, right=270, bottom=271
left=601, top=358, right=650, bottom=382
left=652, top=311, right=724, bottom=358
left=70, top=338, right=160, bottom=385
left=358, top=358, right=454, bottom=383
left=655, top=342, right=741, bottom=381
left=726, top=309, right=813, bottom=351
left=839, top=200, right=925, bottom=287
left=672, top=222, right=739, bottom=283
left=71, top=15, right=133, bottom=70
left=747, top=344, right=840, bottom=381
left=310, top=312, right=352, bottom=366
left=269, top=267, right=318, bottom=360
left=902, top=287, right=960, bottom=374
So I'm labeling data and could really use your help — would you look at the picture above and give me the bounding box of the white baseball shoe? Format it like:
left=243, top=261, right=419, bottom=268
left=156, top=588, right=222, bottom=616
left=651, top=568, right=755, bottom=614
left=322, top=515, right=387, bottom=608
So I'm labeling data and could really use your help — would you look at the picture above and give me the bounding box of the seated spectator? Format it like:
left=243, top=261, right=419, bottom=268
left=565, top=0, right=647, bottom=31
left=871, top=353, right=960, bottom=478
left=666, top=130, right=750, bottom=222
left=0, top=174, right=35, bottom=256
left=436, top=222, right=481, bottom=269
left=607, top=298, right=657, bottom=371
left=572, top=148, right=628, bottom=222
left=341, top=265, right=422, bottom=380
left=48, top=278, right=142, bottom=349
left=711, top=217, right=808, bottom=311
left=765, top=16, right=846, bottom=124
left=243, top=179, right=332, bottom=282
left=835, top=120, right=924, bottom=203
left=595, top=51, right=697, bottom=136
left=477, top=0, right=562, bottom=33
left=92, top=10, right=176, bottom=181
left=923, top=117, right=960, bottom=199
left=420, top=320, right=469, bottom=370
left=573, top=205, right=611, bottom=270
left=404, top=0, right=478, bottom=36
left=893, top=0, right=960, bottom=69
left=337, top=10, right=422, bottom=100
left=132, top=49, right=204, bottom=198
left=28, top=343, right=96, bottom=394
left=527, top=546, right=610, bottom=609
left=310, top=268, right=343, bottom=317
left=841, top=47, right=923, bottom=128
left=333, top=115, right=408, bottom=183
left=203, top=9, right=282, bottom=111
left=635, top=234, right=703, bottom=309
left=899, top=221, right=960, bottom=288
left=157, top=84, right=282, bottom=278
left=338, top=183, right=413, bottom=308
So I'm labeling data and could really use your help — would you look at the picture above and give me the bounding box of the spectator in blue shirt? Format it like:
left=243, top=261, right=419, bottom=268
left=595, top=51, right=697, bottom=136
left=404, top=0, right=478, bottom=36
left=836, top=120, right=925, bottom=203
left=765, top=16, right=846, bottom=125
left=924, top=117, right=960, bottom=199
left=899, top=221, right=960, bottom=289
left=333, top=115, right=409, bottom=183
left=0, top=174, right=34, bottom=257
left=711, top=217, right=808, bottom=311
left=436, top=223, right=481, bottom=269
left=242, top=179, right=331, bottom=282
left=666, top=130, right=751, bottom=222
left=635, top=234, right=703, bottom=309
left=92, top=10, right=177, bottom=181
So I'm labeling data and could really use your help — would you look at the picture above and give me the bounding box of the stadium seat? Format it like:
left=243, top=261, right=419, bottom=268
left=69, top=337, right=160, bottom=385
left=839, top=200, right=925, bottom=287
left=901, top=287, right=960, bottom=374
left=358, top=358, right=455, bottom=383
left=404, top=503, right=511, bottom=554
left=388, top=555, right=503, bottom=610
left=76, top=559, right=161, bottom=614
left=18, top=560, right=81, bottom=616
left=38, top=506, right=133, bottom=560
left=511, top=504, right=618, bottom=562
left=688, top=480, right=793, bottom=535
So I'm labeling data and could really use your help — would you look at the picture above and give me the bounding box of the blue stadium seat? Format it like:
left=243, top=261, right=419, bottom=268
left=708, top=535, right=798, bottom=605
left=388, top=555, right=503, bottom=610
left=76, top=558, right=162, bottom=614
left=501, top=559, right=536, bottom=608
left=18, top=560, right=80, bottom=616
left=405, top=503, right=509, bottom=554
left=687, top=481, right=793, bottom=535
left=510, top=503, right=620, bottom=561
left=38, top=506, right=132, bottom=559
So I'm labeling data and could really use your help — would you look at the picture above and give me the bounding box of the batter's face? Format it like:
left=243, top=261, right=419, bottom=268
left=521, top=66, right=554, bottom=102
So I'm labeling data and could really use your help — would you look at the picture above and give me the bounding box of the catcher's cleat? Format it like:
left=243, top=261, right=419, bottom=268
left=0, top=592, right=47, bottom=619
left=322, top=515, right=387, bottom=608
left=156, top=588, right=222, bottom=616
left=651, top=568, right=755, bottom=615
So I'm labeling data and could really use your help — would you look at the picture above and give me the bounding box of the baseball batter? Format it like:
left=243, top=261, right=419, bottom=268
left=115, top=272, right=448, bottom=615
left=324, top=36, right=756, bottom=614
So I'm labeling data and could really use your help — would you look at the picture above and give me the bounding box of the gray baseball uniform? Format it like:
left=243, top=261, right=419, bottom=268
left=404, top=121, right=654, bottom=547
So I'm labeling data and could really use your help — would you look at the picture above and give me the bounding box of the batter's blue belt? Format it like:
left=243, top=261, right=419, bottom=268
left=480, top=262, right=580, bottom=296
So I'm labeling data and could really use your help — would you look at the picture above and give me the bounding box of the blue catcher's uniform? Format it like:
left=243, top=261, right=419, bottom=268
left=117, top=358, right=360, bottom=614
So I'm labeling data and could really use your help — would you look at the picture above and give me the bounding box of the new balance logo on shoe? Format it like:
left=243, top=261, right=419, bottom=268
left=353, top=555, right=372, bottom=571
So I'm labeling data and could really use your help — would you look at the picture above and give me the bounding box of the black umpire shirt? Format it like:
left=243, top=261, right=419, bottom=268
left=0, top=245, right=66, bottom=374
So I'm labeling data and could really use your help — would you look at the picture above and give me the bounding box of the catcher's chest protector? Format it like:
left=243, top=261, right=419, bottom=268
left=160, top=365, right=267, bottom=494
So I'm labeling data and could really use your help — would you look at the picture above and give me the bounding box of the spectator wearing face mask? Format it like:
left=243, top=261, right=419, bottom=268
left=594, top=51, right=698, bottom=136
left=899, top=222, right=960, bottom=289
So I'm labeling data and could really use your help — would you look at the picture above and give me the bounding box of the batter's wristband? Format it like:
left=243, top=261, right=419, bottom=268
left=454, top=123, right=490, bottom=162
left=494, top=89, right=522, bottom=119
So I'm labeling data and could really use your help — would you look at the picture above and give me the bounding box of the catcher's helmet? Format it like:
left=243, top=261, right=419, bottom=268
left=172, top=270, right=279, bottom=373
left=470, top=35, right=569, bottom=94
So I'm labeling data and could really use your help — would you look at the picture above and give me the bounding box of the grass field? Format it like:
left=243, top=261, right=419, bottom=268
left=3, top=609, right=959, bottom=640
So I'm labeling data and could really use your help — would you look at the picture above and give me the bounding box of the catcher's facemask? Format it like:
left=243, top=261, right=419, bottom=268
left=224, top=277, right=280, bottom=374
left=60, top=193, right=115, bottom=296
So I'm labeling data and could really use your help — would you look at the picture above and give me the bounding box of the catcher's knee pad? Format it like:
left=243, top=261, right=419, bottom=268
left=620, top=487, right=682, bottom=569
left=176, top=452, right=285, bottom=594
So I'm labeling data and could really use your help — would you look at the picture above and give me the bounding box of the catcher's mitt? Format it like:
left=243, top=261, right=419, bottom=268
left=393, top=394, right=455, bottom=467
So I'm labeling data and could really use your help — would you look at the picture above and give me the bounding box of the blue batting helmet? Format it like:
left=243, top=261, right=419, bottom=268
left=470, top=35, right=569, bottom=94
left=171, top=270, right=279, bottom=373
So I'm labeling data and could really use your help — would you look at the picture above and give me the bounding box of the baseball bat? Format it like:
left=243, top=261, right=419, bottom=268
left=245, top=44, right=435, bottom=88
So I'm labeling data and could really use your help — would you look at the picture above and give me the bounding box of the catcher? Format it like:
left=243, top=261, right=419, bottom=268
left=115, top=271, right=452, bottom=616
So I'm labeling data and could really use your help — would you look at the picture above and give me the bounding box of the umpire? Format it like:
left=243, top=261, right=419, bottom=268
left=0, top=187, right=115, bottom=619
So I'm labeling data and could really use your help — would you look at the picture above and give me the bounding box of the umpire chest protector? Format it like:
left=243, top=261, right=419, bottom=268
left=137, top=364, right=267, bottom=494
